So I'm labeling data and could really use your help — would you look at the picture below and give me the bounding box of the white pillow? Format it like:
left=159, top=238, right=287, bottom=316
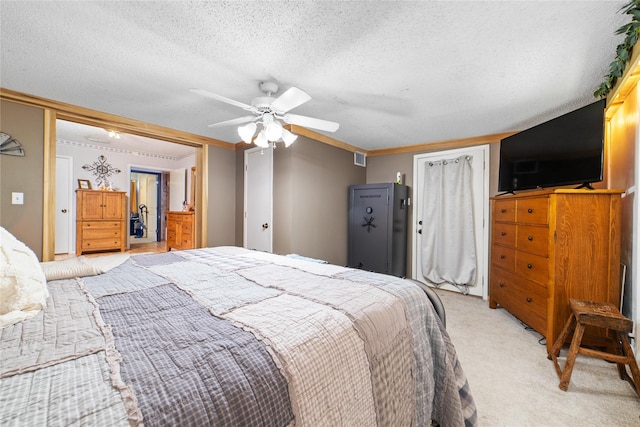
left=0, top=226, right=49, bottom=328
left=40, top=256, right=102, bottom=281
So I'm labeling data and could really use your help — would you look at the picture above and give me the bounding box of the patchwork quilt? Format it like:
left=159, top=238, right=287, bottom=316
left=0, top=246, right=477, bottom=426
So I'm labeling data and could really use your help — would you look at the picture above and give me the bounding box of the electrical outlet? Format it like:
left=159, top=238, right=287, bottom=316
left=11, top=192, right=24, bottom=205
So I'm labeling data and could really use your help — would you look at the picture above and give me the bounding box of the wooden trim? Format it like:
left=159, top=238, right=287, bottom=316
left=1, top=88, right=222, bottom=258
left=0, top=87, right=236, bottom=150
left=366, top=131, right=516, bottom=157
left=42, top=109, right=57, bottom=261
left=605, top=52, right=640, bottom=122
left=196, top=146, right=208, bottom=248
left=286, top=125, right=363, bottom=153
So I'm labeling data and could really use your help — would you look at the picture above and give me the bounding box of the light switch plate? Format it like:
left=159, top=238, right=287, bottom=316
left=12, top=192, right=24, bottom=205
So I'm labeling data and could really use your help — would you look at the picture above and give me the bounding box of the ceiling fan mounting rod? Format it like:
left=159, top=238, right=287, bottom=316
left=259, top=81, right=279, bottom=96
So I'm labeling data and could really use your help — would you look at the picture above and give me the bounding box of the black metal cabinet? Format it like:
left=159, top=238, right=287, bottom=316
left=348, top=183, right=409, bottom=277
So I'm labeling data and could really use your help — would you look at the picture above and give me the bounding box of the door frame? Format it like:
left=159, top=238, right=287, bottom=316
left=130, top=169, right=162, bottom=242
left=411, top=144, right=490, bottom=299
left=243, top=146, right=273, bottom=252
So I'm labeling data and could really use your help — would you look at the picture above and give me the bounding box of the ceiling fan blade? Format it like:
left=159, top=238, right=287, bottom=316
left=270, top=87, right=311, bottom=113
left=207, top=116, right=257, bottom=128
left=190, top=88, right=256, bottom=112
left=282, top=114, right=340, bottom=132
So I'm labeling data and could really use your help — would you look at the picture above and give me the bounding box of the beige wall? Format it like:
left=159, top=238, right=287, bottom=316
left=0, top=100, right=45, bottom=259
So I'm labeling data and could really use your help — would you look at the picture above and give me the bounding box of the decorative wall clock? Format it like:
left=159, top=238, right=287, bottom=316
left=82, top=155, right=121, bottom=187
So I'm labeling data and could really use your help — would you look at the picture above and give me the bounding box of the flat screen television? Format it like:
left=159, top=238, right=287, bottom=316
left=498, top=99, right=605, bottom=192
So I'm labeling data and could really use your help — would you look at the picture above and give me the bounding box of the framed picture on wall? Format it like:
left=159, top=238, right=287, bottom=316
left=78, top=179, right=92, bottom=189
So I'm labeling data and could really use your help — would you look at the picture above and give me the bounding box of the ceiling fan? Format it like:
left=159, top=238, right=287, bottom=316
left=190, top=82, right=339, bottom=147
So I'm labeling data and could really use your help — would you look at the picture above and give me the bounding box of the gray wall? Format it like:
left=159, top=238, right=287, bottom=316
left=281, top=137, right=366, bottom=265
left=235, top=138, right=366, bottom=265
left=0, top=100, right=44, bottom=259
left=207, top=144, right=236, bottom=247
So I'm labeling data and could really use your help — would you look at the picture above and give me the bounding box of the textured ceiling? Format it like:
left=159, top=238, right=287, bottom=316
left=0, top=1, right=630, bottom=153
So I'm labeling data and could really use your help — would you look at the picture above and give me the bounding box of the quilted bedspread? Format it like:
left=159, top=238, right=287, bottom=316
left=0, top=246, right=477, bottom=426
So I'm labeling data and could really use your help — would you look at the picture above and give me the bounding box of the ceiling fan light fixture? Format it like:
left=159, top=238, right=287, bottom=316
left=254, top=130, right=269, bottom=148
left=265, top=120, right=283, bottom=141
left=238, top=122, right=257, bottom=144
left=281, top=128, right=297, bottom=147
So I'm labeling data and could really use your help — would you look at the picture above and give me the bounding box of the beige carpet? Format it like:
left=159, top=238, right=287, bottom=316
left=436, top=289, right=640, bottom=426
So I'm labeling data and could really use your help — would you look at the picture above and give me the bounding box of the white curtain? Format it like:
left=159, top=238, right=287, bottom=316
left=420, top=155, right=476, bottom=293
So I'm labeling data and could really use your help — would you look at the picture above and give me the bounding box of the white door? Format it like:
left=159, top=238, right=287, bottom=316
left=169, top=168, right=186, bottom=211
left=55, top=155, right=73, bottom=254
left=412, top=145, right=489, bottom=298
left=244, top=146, right=273, bottom=252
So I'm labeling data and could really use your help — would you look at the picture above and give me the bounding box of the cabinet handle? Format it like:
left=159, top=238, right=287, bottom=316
left=527, top=208, right=533, bottom=213
left=500, top=255, right=505, bottom=259
left=527, top=236, right=533, bottom=241
left=501, top=209, right=507, bottom=213
left=527, top=263, right=532, bottom=269
left=499, top=282, right=504, bottom=288
left=501, top=231, right=506, bottom=236
left=526, top=297, right=532, bottom=303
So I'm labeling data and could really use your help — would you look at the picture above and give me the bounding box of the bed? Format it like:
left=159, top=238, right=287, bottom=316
left=1, top=231, right=477, bottom=426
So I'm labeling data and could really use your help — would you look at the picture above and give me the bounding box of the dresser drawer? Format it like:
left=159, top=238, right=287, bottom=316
left=82, top=221, right=122, bottom=230
left=492, top=223, right=516, bottom=247
left=516, top=251, right=549, bottom=285
left=493, top=200, right=516, bottom=222
left=178, top=236, right=194, bottom=247
left=491, top=246, right=515, bottom=271
left=516, top=225, right=549, bottom=256
left=83, top=227, right=122, bottom=240
left=516, top=197, right=549, bottom=225
left=181, top=223, right=193, bottom=235
left=490, top=269, right=547, bottom=333
left=82, top=238, right=122, bottom=251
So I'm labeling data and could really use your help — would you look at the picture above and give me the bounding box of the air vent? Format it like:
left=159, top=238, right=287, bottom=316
left=354, top=151, right=366, bottom=167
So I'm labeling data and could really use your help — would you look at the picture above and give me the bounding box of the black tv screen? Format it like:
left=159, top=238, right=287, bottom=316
left=498, top=99, right=605, bottom=192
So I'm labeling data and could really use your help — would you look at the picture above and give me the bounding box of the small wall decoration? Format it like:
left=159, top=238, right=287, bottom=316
left=82, top=155, right=121, bottom=188
left=0, top=132, right=25, bottom=156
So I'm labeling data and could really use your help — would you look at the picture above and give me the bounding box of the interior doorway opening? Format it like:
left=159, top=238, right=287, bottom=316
left=130, top=170, right=164, bottom=244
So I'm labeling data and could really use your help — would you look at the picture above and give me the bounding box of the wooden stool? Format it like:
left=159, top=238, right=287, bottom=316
left=548, top=299, right=640, bottom=396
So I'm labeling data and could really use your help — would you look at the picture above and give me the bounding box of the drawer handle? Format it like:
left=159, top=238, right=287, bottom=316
left=501, top=231, right=506, bottom=236
left=500, top=255, right=505, bottom=259
left=501, top=209, right=507, bottom=213
left=499, top=282, right=505, bottom=288
left=526, top=297, right=532, bottom=303
left=527, top=208, right=533, bottom=213
left=527, top=263, right=532, bottom=269
left=527, top=236, right=533, bottom=241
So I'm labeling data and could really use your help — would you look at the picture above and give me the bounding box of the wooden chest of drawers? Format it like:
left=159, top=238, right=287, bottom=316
left=76, top=190, right=126, bottom=255
left=489, top=189, right=622, bottom=352
left=167, top=211, right=195, bottom=251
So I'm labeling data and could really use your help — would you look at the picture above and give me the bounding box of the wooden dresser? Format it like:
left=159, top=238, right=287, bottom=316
left=489, top=189, right=622, bottom=352
left=76, top=190, right=126, bottom=255
left=167, top=211, right=195, bottom=250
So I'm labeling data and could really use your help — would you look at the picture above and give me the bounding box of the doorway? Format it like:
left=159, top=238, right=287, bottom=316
left=244, top=146, right=273, bottom=252
left=130, top=170, right=162, bottom=244
left=412, top=145, right=489, bottom=298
